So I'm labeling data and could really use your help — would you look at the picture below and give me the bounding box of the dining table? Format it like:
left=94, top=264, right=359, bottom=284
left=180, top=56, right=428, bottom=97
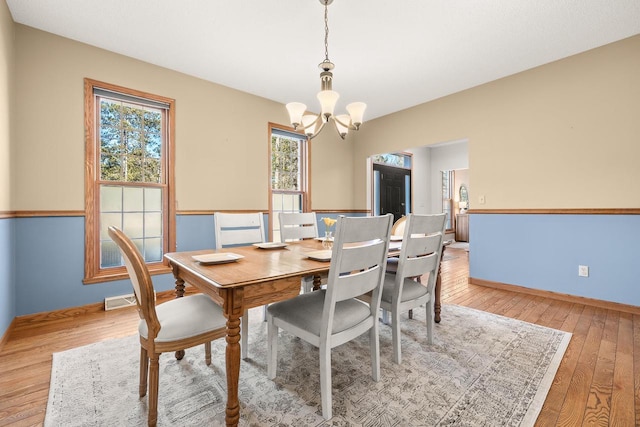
left=164, top=238, right=446, bottom=426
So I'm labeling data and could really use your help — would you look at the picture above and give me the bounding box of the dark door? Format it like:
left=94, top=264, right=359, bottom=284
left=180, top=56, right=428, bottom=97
left=375, top=164, right=410, bottom=223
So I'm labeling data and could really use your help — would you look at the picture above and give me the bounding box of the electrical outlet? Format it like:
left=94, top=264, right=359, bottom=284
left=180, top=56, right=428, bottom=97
left=578, top=265, right=589, bottom=277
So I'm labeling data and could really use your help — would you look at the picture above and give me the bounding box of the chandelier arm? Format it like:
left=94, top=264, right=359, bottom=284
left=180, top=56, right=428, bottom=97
left=331, top=118, right=347, bottom=140
left=333, top=115, right=356, bottom=131
left=307, top=119, right=327, bottom=139
left=299, top=114, right=323, bottom=132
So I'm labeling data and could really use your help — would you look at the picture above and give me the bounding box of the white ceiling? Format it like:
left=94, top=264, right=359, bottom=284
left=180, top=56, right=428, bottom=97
left=7, top=0, right=640, bottom=121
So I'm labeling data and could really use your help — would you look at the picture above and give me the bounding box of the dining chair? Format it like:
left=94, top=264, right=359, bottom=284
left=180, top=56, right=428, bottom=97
left=278, top=212, right=318, bottom=242
left=383, top=215, right=408, bottom=322
left=214, top=212, right=266, bottom=359
left=279, top=211, right=319, bottom=293
left=266, top=214, right=393, bottom=419
left=214, top=212, right=265, bottom=248
left=386, top=216, right=407, bottom=274
left=380, top=213, right=446, bottom=364
left=108, top=226, right=226, bottom=427
left=391, top=215, right=407, bottom=237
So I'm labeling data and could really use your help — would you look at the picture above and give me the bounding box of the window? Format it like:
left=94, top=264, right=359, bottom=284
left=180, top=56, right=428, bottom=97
left=84, top=79, right=175, bottom=284
left=441, top=170, right=454, bottom=231
left=269, top=124, right=309, bottom=241
left=371, top=152, right=412, bottom=168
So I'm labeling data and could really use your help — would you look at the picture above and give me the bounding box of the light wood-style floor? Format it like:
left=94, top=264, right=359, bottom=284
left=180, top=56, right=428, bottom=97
left=0, top=247, right=638, bottom=426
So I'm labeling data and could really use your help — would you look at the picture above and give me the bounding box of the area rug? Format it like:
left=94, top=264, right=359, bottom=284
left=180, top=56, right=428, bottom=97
left=447, top=242, right=469, bottom=250
left=45, top=305, right=571, bottom=426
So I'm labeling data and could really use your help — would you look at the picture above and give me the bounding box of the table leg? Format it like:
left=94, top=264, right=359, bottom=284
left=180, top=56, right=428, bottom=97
left=313, top=274, right=322, bottom=291
left=223, top=289, right=242, bottom=427
left=170, top=265, right=186, bottom=359
left=434, top=245, right=446, bottom=323
left=171, top=263, right=186, bottom=298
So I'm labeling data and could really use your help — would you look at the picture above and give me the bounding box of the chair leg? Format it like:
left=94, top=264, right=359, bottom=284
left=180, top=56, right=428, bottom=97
left=319, top=343, right=332, bottom=420
left=267, top=315, right=278, bottom=379
left=241, top=310, right=249, bottom=360
left=426, top=298, right=434, bottom=345
left=381, top=308, right=389, bottom=325
left=370, top=323, right=381, bottom=381
left=139, top=346, right=149, bottom=397
left=148, top=353, right=160, bottom=427
left=409, top=277, right=420, bottom=320
left=392, top=308, right=402, bottom=365
left=205, top=341, right=212, bottom=366
left=262, top=304, right=268, bottom=322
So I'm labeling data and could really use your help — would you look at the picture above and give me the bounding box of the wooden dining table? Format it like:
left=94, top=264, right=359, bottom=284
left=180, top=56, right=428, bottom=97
left=164, top=238, right=446, bottom=426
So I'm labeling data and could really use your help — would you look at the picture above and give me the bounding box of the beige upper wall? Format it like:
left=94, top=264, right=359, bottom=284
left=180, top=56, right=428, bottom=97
left=0, top=1, right=12, bottom=211
left=11, top=25, right=355, bottom=212
left=14, top=23, right=638, bottom=213
left=354, top=35, right=640, bottom=210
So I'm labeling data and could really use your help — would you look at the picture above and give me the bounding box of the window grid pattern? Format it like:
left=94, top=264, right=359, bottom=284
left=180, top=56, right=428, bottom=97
left=100, top=186, right=163, bottom=267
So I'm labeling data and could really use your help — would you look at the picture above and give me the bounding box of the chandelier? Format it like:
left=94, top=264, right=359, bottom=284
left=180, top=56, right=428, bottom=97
left=286, top=0, right=366, bottom=140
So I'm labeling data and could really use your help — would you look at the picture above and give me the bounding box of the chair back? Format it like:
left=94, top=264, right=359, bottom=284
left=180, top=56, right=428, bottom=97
left=107, top=226, right=160, bottom=336
left=323, top=214, right=393, bottom=323
left=395, top=213, right=447, bottom=291
left=391, top=216, right=407, bottom=237
left=279, top=212, right=318, bottom=242
left=214, top=212, right=265, bottom=248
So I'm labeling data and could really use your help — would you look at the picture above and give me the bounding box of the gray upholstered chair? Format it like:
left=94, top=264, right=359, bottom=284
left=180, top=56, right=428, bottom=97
left=108, top=226, right=226, bottom=427
left=266, top=214, right=393, bottom=419
left=279, top=211, right=319, bottom=292
left=380, top=213, right=446, bottom=364
left=214, top=212, right=266, bottom=359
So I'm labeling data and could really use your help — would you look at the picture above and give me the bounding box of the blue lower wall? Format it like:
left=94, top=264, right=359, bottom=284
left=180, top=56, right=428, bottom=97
left=469, top=214, right=640, bottom=306
left=0, top=218, right=15, bottom=338
left=13, top=216, right=178, bottom=316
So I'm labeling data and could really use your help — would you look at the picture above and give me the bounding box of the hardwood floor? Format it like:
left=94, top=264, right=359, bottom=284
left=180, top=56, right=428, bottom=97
left=0, top=247, right=638, bottom=426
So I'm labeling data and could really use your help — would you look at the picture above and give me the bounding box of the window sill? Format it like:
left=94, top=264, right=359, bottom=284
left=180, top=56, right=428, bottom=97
left=83, top=263, right=173, bottom=284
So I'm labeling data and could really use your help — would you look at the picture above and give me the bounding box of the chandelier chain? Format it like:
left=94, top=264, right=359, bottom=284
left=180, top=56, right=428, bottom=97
left=323, top=2, right=330, bottom=62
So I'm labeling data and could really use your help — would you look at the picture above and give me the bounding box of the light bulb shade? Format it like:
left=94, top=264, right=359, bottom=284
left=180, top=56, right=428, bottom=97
left=317, top=90, right=339, bottom=119
left=334, top=114, right=350, bottom=138
left=286, top=102, right=307, bottom=128
left=302, top=114, right=319, bottom=137
left=346, top=102, right=366, bottom=127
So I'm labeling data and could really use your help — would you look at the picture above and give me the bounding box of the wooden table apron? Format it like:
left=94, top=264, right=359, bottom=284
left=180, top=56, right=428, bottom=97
left=164, top=240, right=446, bottom=427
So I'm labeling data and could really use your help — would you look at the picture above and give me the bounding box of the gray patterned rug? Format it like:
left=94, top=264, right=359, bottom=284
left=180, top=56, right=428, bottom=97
left=45, top=305, right=571, bottom=426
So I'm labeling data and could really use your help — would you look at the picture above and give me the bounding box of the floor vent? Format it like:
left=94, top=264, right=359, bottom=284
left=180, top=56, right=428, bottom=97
left=104, top=293, right=137, bottom=311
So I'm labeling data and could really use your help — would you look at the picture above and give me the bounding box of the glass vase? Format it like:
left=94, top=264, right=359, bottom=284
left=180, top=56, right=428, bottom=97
left=322, top=231, right=333, bottom=250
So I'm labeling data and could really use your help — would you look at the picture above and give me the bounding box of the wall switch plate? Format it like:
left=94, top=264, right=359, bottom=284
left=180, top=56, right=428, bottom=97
left=479, top=195, right=486, bottom=204
left=578, top=265, right=589, bottom=277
